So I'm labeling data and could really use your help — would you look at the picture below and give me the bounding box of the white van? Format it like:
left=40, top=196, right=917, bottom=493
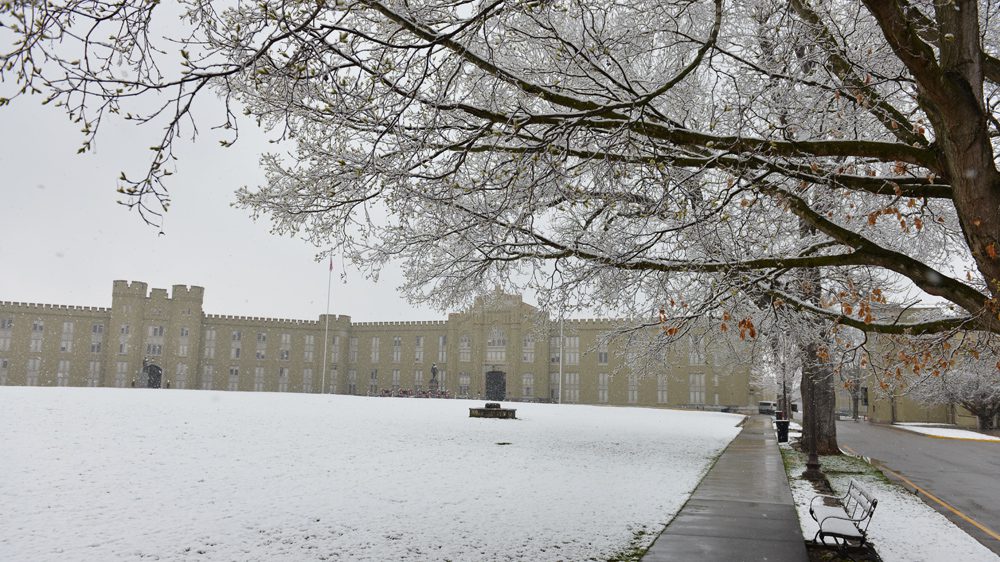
left=758, top=401, right=777, bottom=415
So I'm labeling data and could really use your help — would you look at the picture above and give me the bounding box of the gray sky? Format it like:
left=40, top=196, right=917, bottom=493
left=0, top=95, right=457, bottom=322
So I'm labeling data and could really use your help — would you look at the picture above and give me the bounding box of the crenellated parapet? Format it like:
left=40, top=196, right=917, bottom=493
left=171, top=284, right=205, bottom=301
left=353, top=320, right=448, bottom=328
left=203, top=313, right=323, bottom=327
left=0, top=301, right=111, bottom=313
left=112, top=279, right=148, bottom=297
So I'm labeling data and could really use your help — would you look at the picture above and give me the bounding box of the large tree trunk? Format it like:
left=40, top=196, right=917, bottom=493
left=800, top=341, right=840, bottom=455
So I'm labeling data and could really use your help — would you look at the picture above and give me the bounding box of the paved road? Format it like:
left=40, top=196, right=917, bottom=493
left=836, top=420, right=1000, bottom=556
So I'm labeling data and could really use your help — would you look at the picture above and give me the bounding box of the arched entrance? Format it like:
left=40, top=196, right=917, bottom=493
left=144, top=363, right=163, bottom=389
left=485, top=370, right=506, bottom=401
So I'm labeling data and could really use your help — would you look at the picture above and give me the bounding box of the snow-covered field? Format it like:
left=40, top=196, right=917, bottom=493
left=0, top=387, right=743, bottom=562
left=781, top=445, right=998, bottom=562
left=893, top=423, right=1000, bottom=442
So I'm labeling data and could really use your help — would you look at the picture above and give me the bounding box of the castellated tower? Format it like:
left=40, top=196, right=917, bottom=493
left=107, top=281, right=205, bottom=389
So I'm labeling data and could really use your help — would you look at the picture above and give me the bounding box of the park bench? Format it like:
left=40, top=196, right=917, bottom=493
left=809, top=479, right=878, bottom=549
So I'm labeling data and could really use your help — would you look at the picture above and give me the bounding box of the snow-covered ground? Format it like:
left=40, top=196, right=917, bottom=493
left=781, top=445, right=998, bottom=562
left=0, top=387, right=743, bottom=562
left=893, top=423, right=1000, bottom=442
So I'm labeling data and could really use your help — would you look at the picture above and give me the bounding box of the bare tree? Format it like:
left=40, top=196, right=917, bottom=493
left=3, top=1, right=1000, bottom=450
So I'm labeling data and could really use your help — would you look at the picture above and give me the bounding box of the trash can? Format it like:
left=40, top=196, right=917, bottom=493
left=775, top=419, right=790, bottom=443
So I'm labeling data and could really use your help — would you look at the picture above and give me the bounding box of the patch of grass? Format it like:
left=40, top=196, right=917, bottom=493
left=606, top=527, right=651, bottom=562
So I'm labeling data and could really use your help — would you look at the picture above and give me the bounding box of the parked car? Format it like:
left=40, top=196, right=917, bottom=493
left=758, top=401, right=777, bottom=415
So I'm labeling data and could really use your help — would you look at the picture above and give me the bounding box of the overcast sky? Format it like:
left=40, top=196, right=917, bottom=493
left=0, top=93, right=473, bottom=322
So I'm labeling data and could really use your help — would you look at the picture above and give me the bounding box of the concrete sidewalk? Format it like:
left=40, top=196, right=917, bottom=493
left=643, top=415, right=808, bottom=561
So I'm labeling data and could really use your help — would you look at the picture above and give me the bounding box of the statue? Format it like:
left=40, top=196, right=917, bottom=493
left=429, top=363, right=439, bottom=393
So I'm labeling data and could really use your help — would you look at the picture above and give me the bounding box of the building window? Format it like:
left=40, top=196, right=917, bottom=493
left=204, top=328, right=216, bottom=359
left=349, top=337, right=359, bottom=363
left=689, top=373, right=706, bottom=405
left=329, top=335, right=340, bottom=363
left=148, top=325, right=164, bottom=338
left=26, top=357, right=41, bottom=386
left=255, top=332, right=267, bottom=360
left=549, top=372, right=559, bottom=401
left=414, top=369, right=423, bottom=392
left=115, top=361, right=128, bottom=387
left=175, top=364, right=188, bottom=389
left=118, top=342, right=128, bottom=355
left=370, top=336, right=380, bottom=362
left=522, top=334, right=535, bottom=363
left=657, top=374, right=669, bottom=404
left=56, top=360, right=71, bottom=386
left=563, top=336, right=579, bottom=366
left=228, top=367, right=240, bottom=391
left=438, top=335, right=447, bottom=362
left=30, top=321, right=44, bottom=353
left=627, top=374, right=639, bottom=404
left=392, top=336, right=402, bottom=363
left=202, top=365, right=214, bottom=390
left=279, top=333, right=291, bottom=361
left=145, top=343, right=162, bottom=356
left=486, top=327, right=506, bottom=362
left=0, top=318, right=10, bottom=353
left=563, top=372, right=579, bottom=403
left=549, top=336, right=560, bottom=364
left=254, top=367, right=266, bottom=391
left=119, top=324, right=129, bottom=335
left=459, top=335, right=471, bottom=363
left=178, top=344, right=188, bottom=357
left=86, top=361, right=102, bottom=387
left=597, top=341, right=609, bottom=365
left=414, top=336, right=424, bottom=363
left=369, top=369, right=378, bottom=395
left=304, top=334, right=315, bottom=363
left=90, top=323, right=104, bottom=354
left=278, top=367, right=289, bottom=392
left=179, top=327, right=189, bottom=337
left=689, top=334, right=706, bottom=365
left=0, top=357, right=9, bottom=385
left=438, top=368, right=447, bottom=389
left=347, top=370, right=358, bottom=395
left=230, top=344, right=241, bottom=360
left=522, top=373, right=533, bottom=399
left=598, top=373, right=609, bottom=404
left=303, top=368, right=313, bottom=393
left=58, top=321, right=75, bottom=352
left=392, top=369, right=401, bottom=393
left=232, top=330, right=242, bottom=342
left=458, top=373, right=471, bottom=397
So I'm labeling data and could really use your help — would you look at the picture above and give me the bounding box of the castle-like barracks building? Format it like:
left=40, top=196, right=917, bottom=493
left=0, top=281, right=754, bottom=408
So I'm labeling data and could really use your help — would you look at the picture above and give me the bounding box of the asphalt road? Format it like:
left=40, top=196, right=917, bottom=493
left=835, top=420, right=1000, bottom=556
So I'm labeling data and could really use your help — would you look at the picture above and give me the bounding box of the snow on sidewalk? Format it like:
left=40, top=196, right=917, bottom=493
left=893, top=423, right=1000, bottom=442
left=0, top=387, right=743, bottom=562
left=781, top=445, right=997, bottom=562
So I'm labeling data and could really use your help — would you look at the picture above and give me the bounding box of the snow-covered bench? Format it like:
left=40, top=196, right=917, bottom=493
left=809, top=479, right=878, bottom=548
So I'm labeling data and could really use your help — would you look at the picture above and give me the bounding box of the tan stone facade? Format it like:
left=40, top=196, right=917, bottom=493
left=0, top=281, right=754, bottom=409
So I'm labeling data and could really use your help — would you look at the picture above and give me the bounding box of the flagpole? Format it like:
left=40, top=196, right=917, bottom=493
left=321, top=256, right=333, bottom=394
left=558, top=315, right=564, bottom=404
